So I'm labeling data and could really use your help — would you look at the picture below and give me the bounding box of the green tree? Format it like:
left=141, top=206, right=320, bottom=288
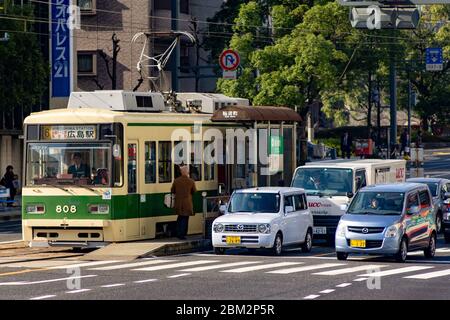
left=0, top=0, right=47, bottom=115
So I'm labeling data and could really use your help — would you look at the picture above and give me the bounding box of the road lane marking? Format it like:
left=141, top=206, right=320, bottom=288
left=50, top=260, right=121, bottom=269
left=320, top=289, right=335, bottom=294
left=133, top=260, right=220, bottom=271
left=180, top=261, right=263, bottom=272
left=358, top=266, right=434, bottom=277
left=30, top=295, right=56, bottom=300
left=303, top=295, right=320, bottom=300
left=66, top=289, right=91, bottom=294
left=267, top=263, right=344, bottom=274
left=134, top=279, right=158, bottom=283
left=354, top=278, right=368, bottom=282
left=313, top=265, right=386, bottom=276
left=221, top=262, right=302, bottom=273
left=0, top=274, right=97, bottom=286
left=167, top=273, right=191, bottom=278
left=89, top=259, right=172, bottom=270
left=101, top=283, right=125, bottom=288
left=0, top=267, right=51, bottom=277
left=404, top=269, right=450, bottom=279
left=336, top=283, right=352, bottom=288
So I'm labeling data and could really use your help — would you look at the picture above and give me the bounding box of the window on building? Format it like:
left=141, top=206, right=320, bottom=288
left=78, top=0, right=96, bottom=14
left=77, top=52, right=96, bottom=75
left=180, top=46, right=190, bottom=73
left=158, top=141, right=172, bottom=183
left=145, top=142, right=156, bottom=184
left=154, top=0, right=189, bottom=13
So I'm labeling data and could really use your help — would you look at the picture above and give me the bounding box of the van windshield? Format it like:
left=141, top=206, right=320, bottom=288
left=228, top=193, right=280, bottom=213
left=348, top=192, right=405, bottom=215
left=292, top=168, right=353, bottom=196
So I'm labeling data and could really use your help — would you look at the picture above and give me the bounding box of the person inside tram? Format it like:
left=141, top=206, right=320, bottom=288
left=93, top=168, right=109, bottom=185
left=68, top=152, right=91, bottom=179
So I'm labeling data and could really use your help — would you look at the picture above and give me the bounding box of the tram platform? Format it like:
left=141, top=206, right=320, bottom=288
left=81, top=236, right=211, bottom=261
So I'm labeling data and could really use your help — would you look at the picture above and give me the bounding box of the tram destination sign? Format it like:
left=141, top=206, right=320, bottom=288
left=41, top=125, right=97, bottom=140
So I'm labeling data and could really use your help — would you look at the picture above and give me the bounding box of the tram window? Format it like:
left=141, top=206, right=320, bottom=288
left=158, top=141, right=172, bottom=183
left=190, top=141, right=202, bottom=181
left=128, top=143, right=137, bottom=193
left=204, top=141, right=215, bottom=181
left=27, top=125, right=39, bottom=140
left=145, top=141, right=156, bottom=184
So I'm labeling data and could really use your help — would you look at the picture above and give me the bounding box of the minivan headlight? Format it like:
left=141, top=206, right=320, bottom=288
left=336, top=222, right=346, bottom=237
left=213, top=223, right=224, bottom=233
left=385, top=224, right=400, bottom=238
left=258, top=224, right=271, bottom=234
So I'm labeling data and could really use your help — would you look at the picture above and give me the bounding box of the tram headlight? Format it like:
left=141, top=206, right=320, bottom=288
left=88, top=204, right=109, bottom=214
left=213, top=223, right=224, bottom=233
left=258, top=224, right=271, bottom=234
left=26, top=204, right=45, bottom=214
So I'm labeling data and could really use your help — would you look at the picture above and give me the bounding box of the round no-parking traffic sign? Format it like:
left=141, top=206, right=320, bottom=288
left=219, top=49, right=240, bottom=71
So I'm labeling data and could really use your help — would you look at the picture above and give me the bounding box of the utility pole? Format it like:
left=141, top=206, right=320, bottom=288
left=171, top=0, right=179, bottom=92
left=407, top=69, right=412, bottom=151
left=389, top=46, right=397, bottom=158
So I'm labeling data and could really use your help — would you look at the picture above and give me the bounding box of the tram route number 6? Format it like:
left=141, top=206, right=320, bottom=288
left=56, top=205, right=77, bottom=214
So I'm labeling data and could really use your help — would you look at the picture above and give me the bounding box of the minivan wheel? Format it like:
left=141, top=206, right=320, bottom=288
left=395, top=238, right=408, bottom=263
left=445, top=232, right=450, bottom=244
left=424, top=233, right=436, bottom=258
left=272, top=233, right=283, bottom=256
left=336, top=252, right=348, bottom=260
left=214, top=247, right=226, bottom=255
left=301, top=229, right=313, bottom=253
left=436, top=213, right=443, bottom=234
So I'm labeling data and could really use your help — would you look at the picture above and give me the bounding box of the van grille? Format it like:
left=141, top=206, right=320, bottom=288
left=224, top=224, right=257, bottom=233
left=347, top=226, right=385, bottom=234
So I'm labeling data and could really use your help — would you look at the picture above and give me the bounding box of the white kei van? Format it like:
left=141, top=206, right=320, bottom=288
left=291, top=159, right=406, bottom=244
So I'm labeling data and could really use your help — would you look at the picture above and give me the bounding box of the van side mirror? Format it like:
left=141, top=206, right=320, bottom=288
left=444, top=192, right=450, bottom=200
left=219, top=205, right=227, bottom=215
left=347, top=192, right=354, bottom=199
left=285, top=206, right=294, bottom=214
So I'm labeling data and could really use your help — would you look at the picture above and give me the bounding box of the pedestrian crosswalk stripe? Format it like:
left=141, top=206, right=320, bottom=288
left=303, top=294, right=320, bottom=300
left=132, top=260, right=220, bottom=271
left=221, top=262, right=302, bottom=273
left=89, top=259, right=173, bottom=270
left=180, top=261, right=263, bottom=272
left=267, top=263, right=344, bottom=274
left=404, top=269, right=450, bottom=280
left=50, top=260, right=121, bottom=269
left=313, top=265, right=386, bottom=276
left=358, top=266, right=434, bottom=277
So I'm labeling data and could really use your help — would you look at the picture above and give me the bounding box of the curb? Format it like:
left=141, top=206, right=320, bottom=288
left=141, top=239, right=212, bottom=257
left=0, top=211, right=21, bottom=221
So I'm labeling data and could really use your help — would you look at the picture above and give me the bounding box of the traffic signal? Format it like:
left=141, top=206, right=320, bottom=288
left=350, top=7, right=420, bottom=29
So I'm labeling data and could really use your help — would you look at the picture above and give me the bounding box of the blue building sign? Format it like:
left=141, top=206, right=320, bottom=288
left=51, top=0, right=72, bottom=97
left=425, top=48, right=443, bottom=71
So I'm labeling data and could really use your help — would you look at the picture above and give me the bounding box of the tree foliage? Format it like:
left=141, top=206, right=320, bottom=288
left=0, top=0, right=47, bottom=114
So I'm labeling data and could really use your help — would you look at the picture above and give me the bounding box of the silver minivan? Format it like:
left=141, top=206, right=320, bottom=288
left=335, top=183, right=437, bottom=262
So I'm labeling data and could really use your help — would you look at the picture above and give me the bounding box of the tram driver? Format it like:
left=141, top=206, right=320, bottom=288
left=68, top=152, right=91, bottom=179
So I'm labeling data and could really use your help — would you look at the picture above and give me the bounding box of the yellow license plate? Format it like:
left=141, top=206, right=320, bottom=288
left=350, top=239, right=366, bottom=248
left=226, top=236, right=241, bottom=244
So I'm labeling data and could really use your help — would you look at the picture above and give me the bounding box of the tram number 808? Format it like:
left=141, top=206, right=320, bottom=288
left=56, top=205, right=77, bottom=214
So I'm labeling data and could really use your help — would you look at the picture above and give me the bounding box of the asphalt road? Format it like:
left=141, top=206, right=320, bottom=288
left=0, top=236, right=449, bottom=300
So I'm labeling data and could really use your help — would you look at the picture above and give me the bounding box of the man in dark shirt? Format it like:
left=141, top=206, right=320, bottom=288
left=68, top=152, right=90, bottom=178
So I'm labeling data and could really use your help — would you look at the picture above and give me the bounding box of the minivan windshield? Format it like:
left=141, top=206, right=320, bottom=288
left=347, top=192, right=405, bottom=215
left=228, top=193, right=280, bottom=213
left=292, top=168, right=353, bottom=196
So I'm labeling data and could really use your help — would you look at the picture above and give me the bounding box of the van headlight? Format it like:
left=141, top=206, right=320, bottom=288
left=258, top=224, right=271, bottom=234
left=385, top=224, right=400, bottom=238
left=213, top=223, right=224, bottom=233
left=336, top=223, right=346, bottom=237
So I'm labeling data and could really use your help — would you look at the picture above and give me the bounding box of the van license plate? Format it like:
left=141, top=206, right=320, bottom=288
left=350, top=239, right=366, bottom=248
left=226, top=236, right=241, bottom=244
left=313, top=227, right=327, bottom=235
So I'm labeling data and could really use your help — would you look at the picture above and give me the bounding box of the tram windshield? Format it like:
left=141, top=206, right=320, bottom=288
left=26, top=143, right=112, bottom=186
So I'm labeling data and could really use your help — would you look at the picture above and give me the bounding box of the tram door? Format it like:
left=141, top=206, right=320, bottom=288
left=127, top=142, right=140, bottom=239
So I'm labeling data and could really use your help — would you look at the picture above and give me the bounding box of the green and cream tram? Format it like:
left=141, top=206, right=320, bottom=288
left=22, top=90, right=301, bottom=247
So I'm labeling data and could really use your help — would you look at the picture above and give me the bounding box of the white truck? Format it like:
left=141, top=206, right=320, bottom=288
left=291, top=159, right=406, bottom=244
